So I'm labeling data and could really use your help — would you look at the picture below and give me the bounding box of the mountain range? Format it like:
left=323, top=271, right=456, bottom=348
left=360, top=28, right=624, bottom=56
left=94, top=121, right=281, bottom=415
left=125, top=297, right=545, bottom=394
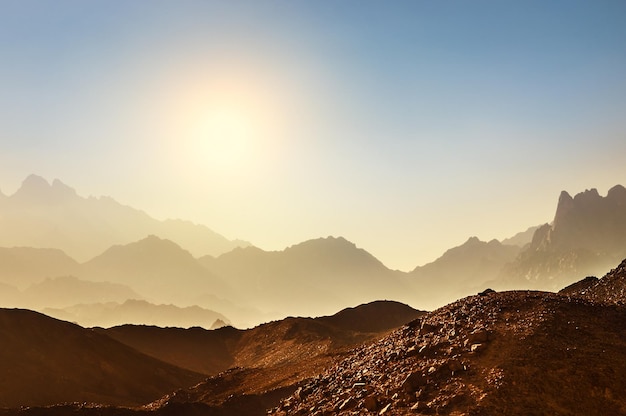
left=1, top=176, right=625, bottom=328
left=0, top=174, right=249, bottom=262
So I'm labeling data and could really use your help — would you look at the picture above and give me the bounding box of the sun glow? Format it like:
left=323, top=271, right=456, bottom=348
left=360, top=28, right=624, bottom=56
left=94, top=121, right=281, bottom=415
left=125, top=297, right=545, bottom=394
left=191, top=105, right=255, bottom=169
left=173, top=71, right=288, bottom=177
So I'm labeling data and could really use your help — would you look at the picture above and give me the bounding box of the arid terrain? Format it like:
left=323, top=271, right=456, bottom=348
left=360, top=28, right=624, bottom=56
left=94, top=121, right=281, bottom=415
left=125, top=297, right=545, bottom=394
left=1, top=261, right=625, bottom=415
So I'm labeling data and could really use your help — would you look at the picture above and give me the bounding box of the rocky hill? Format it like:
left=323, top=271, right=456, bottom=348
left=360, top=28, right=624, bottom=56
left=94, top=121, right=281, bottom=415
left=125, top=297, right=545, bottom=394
left=0, top=308, right=205, bottom=408
left=0, top=174, right=248, bottom=261
left=271, top=288, right=626, bottom=415
left=563, top=258, right=626, bottom=305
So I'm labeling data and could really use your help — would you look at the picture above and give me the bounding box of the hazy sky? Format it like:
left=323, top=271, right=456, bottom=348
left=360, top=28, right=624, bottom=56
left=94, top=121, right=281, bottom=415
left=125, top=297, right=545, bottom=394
left=1, top=1, right=625, bottom=270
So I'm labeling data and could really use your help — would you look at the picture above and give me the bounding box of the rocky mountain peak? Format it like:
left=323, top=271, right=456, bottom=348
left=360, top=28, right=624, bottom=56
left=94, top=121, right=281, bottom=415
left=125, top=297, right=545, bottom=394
left=11, top=174, right=78, bottom=204
left=607, top=184, right=626, bottom=204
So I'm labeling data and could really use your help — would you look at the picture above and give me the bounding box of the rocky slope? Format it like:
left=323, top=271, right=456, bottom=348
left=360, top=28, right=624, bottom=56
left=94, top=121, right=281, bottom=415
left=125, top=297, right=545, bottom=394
left=270, top=265, right=626, bottom=415
left=565, top=258, right=626, bottom=305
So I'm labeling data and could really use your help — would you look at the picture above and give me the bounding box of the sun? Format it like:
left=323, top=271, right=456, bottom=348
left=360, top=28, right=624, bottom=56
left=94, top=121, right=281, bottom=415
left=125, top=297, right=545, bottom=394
left=191, top=106, right=254, bottom=169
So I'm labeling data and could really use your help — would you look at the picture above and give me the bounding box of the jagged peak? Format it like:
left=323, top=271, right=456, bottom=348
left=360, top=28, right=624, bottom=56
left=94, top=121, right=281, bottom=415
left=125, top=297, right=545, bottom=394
left=17, top=174, right=50, bottom=192
left=572, top=187, right=600, bottom=203
left=11, top=174, right=79, bottom=203
left=558, top=190, right=573, bottom=202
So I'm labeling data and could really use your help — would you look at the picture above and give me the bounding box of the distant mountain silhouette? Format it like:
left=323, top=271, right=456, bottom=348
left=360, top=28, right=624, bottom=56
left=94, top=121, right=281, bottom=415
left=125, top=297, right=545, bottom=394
left=0, top=247, right=78, bottom=288
left=44, top=299, right=230, bottom=329
left=80, top=235, right=233, bottom=305
left=500, top=225, right=540, bottom=247
left=0, top=308, right=204, bottom=408
left=0, top=282, right=20, bottom=307
left=199, top=236, right=411, bottom=319
left=500, top=185, right=626, bottom=290
left=19, top=276, right=141, bottom=309
left=408, top=237, right=521, bottom=308
left=0, top=174, right=249, bottom=261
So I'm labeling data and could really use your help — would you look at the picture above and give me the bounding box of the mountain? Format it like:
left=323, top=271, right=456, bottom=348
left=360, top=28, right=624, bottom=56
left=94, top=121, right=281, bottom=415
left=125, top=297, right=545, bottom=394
left=44, top=299, right=230, bottom=329
left=500, top=225, right=540, bottom=247
left=20, top=276, right=141, bottom=309
left=199, top=236, right=411, bottom=319
left=0, top=282, right=20, bottom=307
left=0, top=247, right=78, bottom=288
left=0, top=308, right=205, bottom=408
left=408, top=237, right=521, bottom=309
left=271, top=279, right=626, bottom=414
left=0, top=174, right=249, bottom=262
left=500, top=185, right=626, bottom=290
left=100, top=300, right=423, bottom=376
left=80, top=235, right=233, bottom=305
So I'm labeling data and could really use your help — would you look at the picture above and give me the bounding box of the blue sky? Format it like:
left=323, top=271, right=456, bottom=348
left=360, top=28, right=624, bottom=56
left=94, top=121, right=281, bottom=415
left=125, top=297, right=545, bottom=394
left=1, top=1, right=625, bottom=270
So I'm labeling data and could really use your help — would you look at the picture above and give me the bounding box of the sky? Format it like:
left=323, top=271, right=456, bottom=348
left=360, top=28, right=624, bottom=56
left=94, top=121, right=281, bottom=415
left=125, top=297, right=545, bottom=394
left=1, top=0, right=625, bottom=271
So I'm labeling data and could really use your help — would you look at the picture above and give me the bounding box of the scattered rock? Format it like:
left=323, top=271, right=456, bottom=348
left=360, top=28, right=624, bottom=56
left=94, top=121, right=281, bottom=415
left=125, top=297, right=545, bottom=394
left=402, top=372, right=426, bottom=393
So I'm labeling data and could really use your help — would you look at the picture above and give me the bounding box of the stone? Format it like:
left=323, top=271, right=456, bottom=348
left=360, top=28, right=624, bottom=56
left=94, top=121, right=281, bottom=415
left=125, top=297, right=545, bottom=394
left=363, top=395, right=379, bottom=411
left=402, top=372, right=426, bottom=393
left=448, top=359, right=463, bottom=372
left=471, top=343, right=485, bottom=353
left=468, top=329, right=489, bottom=344
left=338, top=397, right=357, bottom=411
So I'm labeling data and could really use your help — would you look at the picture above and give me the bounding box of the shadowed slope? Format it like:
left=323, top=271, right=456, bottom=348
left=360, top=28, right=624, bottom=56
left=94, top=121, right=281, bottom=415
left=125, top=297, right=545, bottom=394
left=0, top=309, right=205, bottom=408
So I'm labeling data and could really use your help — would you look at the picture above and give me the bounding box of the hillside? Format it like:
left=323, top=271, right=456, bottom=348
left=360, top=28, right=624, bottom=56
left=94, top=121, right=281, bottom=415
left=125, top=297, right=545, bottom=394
left=272, top=288, right=626, bottom=415
left=564, top=258, right=626, bottom=305
left=100, top=300, right=423, bottom=375
left=0, top=175, right=248, bottom=261
left=0, top=308, right=205, bottom=408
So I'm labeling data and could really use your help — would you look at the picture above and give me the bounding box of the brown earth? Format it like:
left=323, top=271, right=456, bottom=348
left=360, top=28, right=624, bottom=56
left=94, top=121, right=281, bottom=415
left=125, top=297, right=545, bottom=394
left=0, top=301, right=423, bottom=415
left=0, top=309, right=205, bottom=408
left=270, top=290, right=626, bottom=415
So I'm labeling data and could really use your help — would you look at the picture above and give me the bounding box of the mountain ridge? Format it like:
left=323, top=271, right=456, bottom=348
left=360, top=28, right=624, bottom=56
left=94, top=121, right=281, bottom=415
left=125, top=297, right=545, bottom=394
left=0, top=175, right=249, bottom=261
